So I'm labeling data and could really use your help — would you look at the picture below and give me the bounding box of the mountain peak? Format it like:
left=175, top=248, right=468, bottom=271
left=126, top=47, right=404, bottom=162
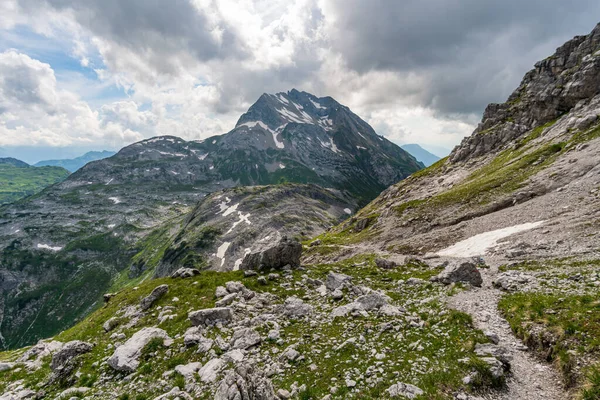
left=235, top=89, right=337, bottom=132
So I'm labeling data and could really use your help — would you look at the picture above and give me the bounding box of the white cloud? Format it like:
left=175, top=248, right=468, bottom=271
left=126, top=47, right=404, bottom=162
left=1, top=0, right=599, bottom=152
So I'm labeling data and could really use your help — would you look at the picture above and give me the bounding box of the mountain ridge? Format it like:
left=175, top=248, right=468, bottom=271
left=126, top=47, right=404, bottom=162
left=34, top=151, right=116, bottom=172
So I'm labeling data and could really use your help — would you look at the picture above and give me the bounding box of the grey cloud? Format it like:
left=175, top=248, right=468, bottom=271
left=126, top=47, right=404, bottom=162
left=325, top=0, right=600, bottom=115
left=22, top=0, right=247, bottom=76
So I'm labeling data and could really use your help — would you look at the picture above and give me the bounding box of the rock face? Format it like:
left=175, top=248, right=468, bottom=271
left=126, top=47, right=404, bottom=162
left=434, top=261, right=483, bottom=287
left=140, top=284, right=169, bottom=311
left=108, top=328, right=171, bottom=372
left=451, top=23, right=600, bottom=163
left=240, top=237, right=302, bottom=271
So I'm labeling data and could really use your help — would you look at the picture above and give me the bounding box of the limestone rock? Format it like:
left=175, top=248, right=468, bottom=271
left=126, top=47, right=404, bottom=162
left=325, top=272, right=352, bottom=291
left=434, top=261, right=482, bottom=287
left=107, top=327, right=171, bottom=372
left=189, top=307, right=234, bottom=327
left=140, top=284, right=169, bottom=311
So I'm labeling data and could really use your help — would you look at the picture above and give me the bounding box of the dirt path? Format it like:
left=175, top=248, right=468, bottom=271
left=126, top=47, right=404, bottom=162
left=448, top=264, right=567, bottom=400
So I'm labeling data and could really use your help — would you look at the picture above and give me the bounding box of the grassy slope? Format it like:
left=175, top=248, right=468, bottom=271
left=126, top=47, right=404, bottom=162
left=0, top=256, right=501, bottom=399
left=0, top=164, right=70, bottom=205
left=498, top=258, right=600, bottom=398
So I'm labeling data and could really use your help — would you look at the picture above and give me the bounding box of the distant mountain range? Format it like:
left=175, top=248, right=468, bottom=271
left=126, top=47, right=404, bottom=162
left=0, top=158, right=70, bottom=205
left=34, top=150, right=116, bottom=172
left=401, top=144, right=442, bottom=166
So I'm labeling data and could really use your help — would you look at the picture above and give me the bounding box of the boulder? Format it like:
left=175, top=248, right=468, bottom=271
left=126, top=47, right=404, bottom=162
left=355, top=291, right=390, bottom=310
left=103, top=317, right=120, bottom=333
left=283, top=296, right=313, bottom=318
left=170, top=267, right=200, bottom=279
left=434, top=261, right=482, bottom=287
left=50, top=340, right=93, bottom=371
left=108, top=327, right=171, bottom=372
left=152, top=387, right=194, bottom=400
left=240, top=237, right=302, bottom=271
left=140, top=284, right=169, bottom=311
left=189, top=307, right=234, bottom=327
left=215, top=293, right=238, bottom=307
left=325, top=272, right=352, bottom=291
left=175, top=362, right=202, bottom=378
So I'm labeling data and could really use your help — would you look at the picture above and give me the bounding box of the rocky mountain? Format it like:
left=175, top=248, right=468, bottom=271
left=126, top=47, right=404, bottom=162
left=0, top=90, right=420, bottom=349
left=401, top=144, right=441, bottom=167
left=0, top=159, right=70, bottom=205
left=34, top=151, right=116, bottom=172
left=2, top=25, right=599, bottom=400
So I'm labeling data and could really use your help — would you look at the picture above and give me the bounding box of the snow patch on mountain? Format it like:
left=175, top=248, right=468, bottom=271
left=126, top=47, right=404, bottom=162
left=437, top=221, right=545, bottom=257
left=37, top=243, right=63, bottom=252
left=216, top=241, right=230, bottom=268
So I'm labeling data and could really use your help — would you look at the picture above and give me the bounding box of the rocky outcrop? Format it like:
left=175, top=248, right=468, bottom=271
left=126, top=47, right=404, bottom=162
left=240, top=237, right=302, bottom=271
left=451, top=23, right=600, bottom=163
left=49, top=340, right=93, bottom=383
left=140, top=284, right=169, bottom=311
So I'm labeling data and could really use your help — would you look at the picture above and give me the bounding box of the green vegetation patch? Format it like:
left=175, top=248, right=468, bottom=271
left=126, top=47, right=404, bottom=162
left=0, top=164, right=69, bottom=205
left=499, top=292, right=600, bottom=392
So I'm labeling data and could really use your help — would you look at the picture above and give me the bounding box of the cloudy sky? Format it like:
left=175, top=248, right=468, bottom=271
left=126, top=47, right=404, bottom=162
left=1, top=0, right=599, bottom=162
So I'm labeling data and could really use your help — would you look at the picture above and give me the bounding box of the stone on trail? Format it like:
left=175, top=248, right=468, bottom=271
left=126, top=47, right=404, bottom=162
left=433, top=261, right=483, bottom=287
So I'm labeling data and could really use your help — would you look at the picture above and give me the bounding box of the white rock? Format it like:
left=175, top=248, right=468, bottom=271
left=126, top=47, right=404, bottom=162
left=107, top=327, right=172, bottom=372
